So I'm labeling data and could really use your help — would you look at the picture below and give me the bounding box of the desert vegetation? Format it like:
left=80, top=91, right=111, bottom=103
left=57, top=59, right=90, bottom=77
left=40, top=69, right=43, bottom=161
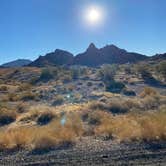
left=0, top=63, right=165, bottom=152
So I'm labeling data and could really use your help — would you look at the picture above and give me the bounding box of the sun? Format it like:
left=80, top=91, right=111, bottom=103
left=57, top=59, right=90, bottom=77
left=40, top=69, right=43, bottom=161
left=84, top=6, right=103, bottom=26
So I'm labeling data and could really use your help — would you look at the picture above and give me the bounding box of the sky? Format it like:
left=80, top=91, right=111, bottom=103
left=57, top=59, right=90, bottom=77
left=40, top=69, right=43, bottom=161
left=0, top=0, right=166, bottom=64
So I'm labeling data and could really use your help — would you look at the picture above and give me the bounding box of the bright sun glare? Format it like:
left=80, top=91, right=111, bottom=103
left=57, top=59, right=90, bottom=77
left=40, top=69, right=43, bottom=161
left=84, top=6, right=104, bottom=26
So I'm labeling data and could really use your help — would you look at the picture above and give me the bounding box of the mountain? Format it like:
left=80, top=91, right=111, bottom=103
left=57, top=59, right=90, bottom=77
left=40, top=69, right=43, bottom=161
left=1, top=59, right=32, bottom=68
left=74, top=43, right=147, bottom=66
left=29, top=49, right=74, bottom=67
left=151, top=53, right=166, bottom=61
left=74, top=43, right=102, bottom=67
left=29, top=43, right=148, bottom=67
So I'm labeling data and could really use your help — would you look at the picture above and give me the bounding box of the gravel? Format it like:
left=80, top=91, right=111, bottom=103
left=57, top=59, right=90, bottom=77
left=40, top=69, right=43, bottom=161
left=0, top=137, right=166, bottom=166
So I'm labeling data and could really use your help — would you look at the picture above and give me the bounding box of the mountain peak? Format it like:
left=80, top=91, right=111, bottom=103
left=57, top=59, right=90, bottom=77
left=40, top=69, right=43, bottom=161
left=87, top=43, right=98, bottom=52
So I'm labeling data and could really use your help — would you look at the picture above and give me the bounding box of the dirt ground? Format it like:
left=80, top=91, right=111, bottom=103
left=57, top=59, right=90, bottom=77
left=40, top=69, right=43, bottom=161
left=0, top=137, right=166, bottom=166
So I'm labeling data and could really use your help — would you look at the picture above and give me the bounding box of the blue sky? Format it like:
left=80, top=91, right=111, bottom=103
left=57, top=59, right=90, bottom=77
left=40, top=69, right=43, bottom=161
left=0, top=0, right=166, bottom=64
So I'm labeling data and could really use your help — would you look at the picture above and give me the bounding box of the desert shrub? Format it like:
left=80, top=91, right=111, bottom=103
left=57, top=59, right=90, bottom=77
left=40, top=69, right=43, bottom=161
left=140, top=87, right=157, bottom=98
left=16, top=102, right=28, bottom=113
left=87, top=82, right=93, bottom=86
left=105, top=80, right=125, bottom=93
left=20, top=92, right=38, bottom=101
left=19, top=109, right=39, bottom=122
left=0, top=109, right=16, bottom=126
left=139, top=111, right=166, bottom=141
left=0, top=127, right=34, bottom=150
left=37, top=112, right=55, bottom=125
left=66, top=84, right=75, bottom=91
left=87, top=111, right=104, bottom=125
left=122, top=88, right=136, bottom=96
left=94, top=110, right=166, bottom=141
left=88, top=101, right=108, bottom=111
left=17, top=83, right=31, bottom=91
left=136, top=65, right=153, bottom=80
left=71, top=68, right=80, bottom=79
left=124, top=65, right=132, bottom=74
left=8, top=93, right=19, bottom=101
left=62, top=75, right=72, bottom=83
left=156, top=61, right=166, bottom=78
left=141, top=96, right=160, bottom=110
left=108, top=101, right=128, bottom=114
left=29, top=77, right=39, bottom=85
left=52, top=95, right=64, bottom=106
left=98, top=64, right=118, bottom=81
left=123, top=99, right=141, bottom=110
left=0, top=86, right=8, bottom=92
left=39, top=68, right=54, bottom=82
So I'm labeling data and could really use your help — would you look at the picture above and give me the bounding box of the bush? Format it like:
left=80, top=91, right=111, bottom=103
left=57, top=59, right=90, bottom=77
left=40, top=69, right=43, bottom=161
left=94, top=111, right=166, bottom=141
left=136, top=65, right=153, bottom=80
left=37, top=112, right=55, bottom=125
left=18, top=83, right=31, bottom=91
left=16, top=102, right=28, bottom=113
left=98, top=64, right=118, bottom=81
left=88, top=101, right=108, bottom=111
left=0, top=109, right=16, bottom=126
left=87, top=82, right=93, bottom=86
left=140, top=87, right=157, bottom=98
left=8, top=93, right=19, bottom=101
left=52, top=95, right=64, bottom=106
left=122, top=88, right=136, bottom=96
left=105, top=80, right=125, bottom=93
left=108, top=101, right=128, bottom=114
left=39, top=68, right=54, bottom=82
left=0, top=86, right=8, bottom=92
left=157, top=61, right=166, bottom=79
left=71, top=68, right=80, bottom=79
left=20, top=92, right=37, bottom=101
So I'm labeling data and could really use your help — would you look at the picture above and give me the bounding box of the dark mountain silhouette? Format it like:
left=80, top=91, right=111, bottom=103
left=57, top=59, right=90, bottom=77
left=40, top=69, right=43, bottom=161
left=74, top=43, right=102, bottom=67
left=29, top=49, right=74, bottom=67
left=74, top=43, right=147, bottom=66
left=29, top=43, right=149, bottom=67
left=151, top=53, right=166, bottom=61
left=1, top=59, right=32, bottom=68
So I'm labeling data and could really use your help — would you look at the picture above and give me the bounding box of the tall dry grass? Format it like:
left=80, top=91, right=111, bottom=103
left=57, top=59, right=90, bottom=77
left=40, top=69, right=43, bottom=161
left=94, top=110, right=166, bottom=142
left=0, top=112, right=84, bottom=151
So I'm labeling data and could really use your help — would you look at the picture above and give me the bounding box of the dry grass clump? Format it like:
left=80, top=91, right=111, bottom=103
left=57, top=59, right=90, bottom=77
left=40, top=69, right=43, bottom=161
left=94, top=110, right=166, bottom=142
left=140, top=87, right=157, bottom=98
left=0, top=127, right=34, bottom=150
left=20, top=92, right=39, bottom=101
left=0, top=112, right=84, bottom=151
left=16, top=102, right=29, bottom=113
left=88, top=101, right=108, bottom=111
left=0, top=86, right=8, bottom=92
left=17, top=83, right=32, bottom=92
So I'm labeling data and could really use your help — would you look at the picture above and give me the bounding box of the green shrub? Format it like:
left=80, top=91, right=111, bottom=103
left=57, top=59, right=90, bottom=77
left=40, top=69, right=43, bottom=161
left=157, top=61, right=166, bottom=78
left=122, top=88, right=136, bottom=96
left=105, top=80, right=125, bottom=93
left=98, top=64, right=118, bottom=81
left=39, top=68, right=54, bottom=82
